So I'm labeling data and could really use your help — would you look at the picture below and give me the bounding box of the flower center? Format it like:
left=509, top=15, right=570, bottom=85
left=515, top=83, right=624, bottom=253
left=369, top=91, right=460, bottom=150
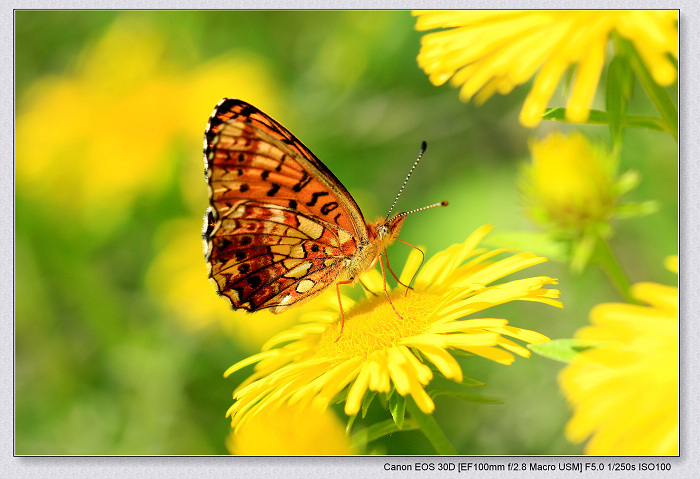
left=314, top=291, right=442, bottom=359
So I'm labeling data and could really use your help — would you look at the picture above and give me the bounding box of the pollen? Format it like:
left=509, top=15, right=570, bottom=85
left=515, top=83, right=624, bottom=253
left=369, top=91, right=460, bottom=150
left=315, top=291, right=441, bottom=359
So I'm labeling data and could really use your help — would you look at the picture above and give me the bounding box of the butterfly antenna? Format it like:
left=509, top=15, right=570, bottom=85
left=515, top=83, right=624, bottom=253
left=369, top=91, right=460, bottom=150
left=385, top=141, right=428, bottom=219
left=391, top=200, right=449, bottom=221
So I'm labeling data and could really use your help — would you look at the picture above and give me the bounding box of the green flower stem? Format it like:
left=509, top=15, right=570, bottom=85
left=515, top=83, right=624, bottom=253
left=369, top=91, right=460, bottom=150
left=595, top=237, right=634, bottom=303
left=627, top=45, right=678, bottom=141
left=405, top=396, right=457, bottom=455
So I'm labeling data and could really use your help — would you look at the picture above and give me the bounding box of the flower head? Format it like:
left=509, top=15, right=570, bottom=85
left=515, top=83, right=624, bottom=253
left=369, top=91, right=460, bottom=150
left=16, top=17, right=278, bottom=234
left=225, top=226, right=562, bottom=430
left=225, top=403, right=354, bottom=455
left=522, top=131, right=617, bottom=232
left=520, top=131, right=657, bottom=272
left=559, top=256, right=678, bottom=455
left=146, top=218, right=336, bottom=351
left=413, top=10, right=678, bottom=127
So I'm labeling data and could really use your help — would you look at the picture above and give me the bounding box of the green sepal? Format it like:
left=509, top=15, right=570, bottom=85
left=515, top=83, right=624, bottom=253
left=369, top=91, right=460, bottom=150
left=361, top=390, right=377, bottom=418
left=570, top=231, right=597, bottom=274
left=385, top=384, right=395, bottom=402
left=528, top=338, right=602, bottom=363
left=447, top=349, right=474, bottom=359
left=615, top=169, right=641, bottom=195
left=614, top=200, right=659, bottom=219
left=388, top=391, right=406, bottom=428
left=331, top=383, right=351, bottom=405
left=345, top=412, right=357, bottom=435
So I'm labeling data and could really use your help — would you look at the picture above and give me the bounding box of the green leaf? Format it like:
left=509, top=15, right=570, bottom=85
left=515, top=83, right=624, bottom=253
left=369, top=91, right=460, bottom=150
left=431, top=390, right=503, bottom=404
left=389, top=391, right=406, bottom=428
left=606, top=54, right=634, bottom=145
left=429, top=374, right=485, bottom=390
left=542, top=108, right=667, bottom=132
left=351, top=418, right=418, bottom=447
left=528, top=338, right=601, bottom=363
left=426, top=376, right=496, bottom=403
left=623, top=37, right=678, bottom=140
left=405, top=396, right=457, bottom=455
left=457, top=376, right=486, bottom=387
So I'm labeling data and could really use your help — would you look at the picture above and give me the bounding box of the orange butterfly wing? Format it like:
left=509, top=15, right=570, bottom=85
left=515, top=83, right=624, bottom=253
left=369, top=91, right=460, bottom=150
left=203, top=98, right=369, bottom=313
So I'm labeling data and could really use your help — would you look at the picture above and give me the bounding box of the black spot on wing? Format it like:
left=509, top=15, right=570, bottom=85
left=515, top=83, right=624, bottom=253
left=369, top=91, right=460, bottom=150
left=306, top=191, right=329, bottom=207
left=267, top=183, right=281, bottom=197
left=321, top=202, right=338, bottom=215
left=246, top=275, right=262, bottom=289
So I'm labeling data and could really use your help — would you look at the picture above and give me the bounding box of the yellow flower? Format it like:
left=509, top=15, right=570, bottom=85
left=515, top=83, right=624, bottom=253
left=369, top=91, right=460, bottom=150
left=522, top=131, right=616, bottom=232
left=225, top=403, right=355, bottom=455
left=414, top=10, right=678, bottom=127
left=559, top=256, right=678, bottom=455
left=146, top=217, right=337, bottom=352
left=224, top=225, right=562, bottom=431
left=16, top=16, right=278, bottom=234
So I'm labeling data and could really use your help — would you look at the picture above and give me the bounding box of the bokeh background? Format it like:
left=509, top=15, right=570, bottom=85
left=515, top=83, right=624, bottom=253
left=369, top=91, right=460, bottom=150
left=15, top=10, right=677, bottom=455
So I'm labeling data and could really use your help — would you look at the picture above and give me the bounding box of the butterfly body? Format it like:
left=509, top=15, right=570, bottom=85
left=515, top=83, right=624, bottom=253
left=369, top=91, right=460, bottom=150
left=342, top=216, right=405, bottom=282
left=203, top=99, right=407, bottom=315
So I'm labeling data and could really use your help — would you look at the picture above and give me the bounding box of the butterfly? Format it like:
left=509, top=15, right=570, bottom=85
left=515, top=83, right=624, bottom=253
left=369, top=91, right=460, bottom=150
left=202, top=98, right=446, bottom=324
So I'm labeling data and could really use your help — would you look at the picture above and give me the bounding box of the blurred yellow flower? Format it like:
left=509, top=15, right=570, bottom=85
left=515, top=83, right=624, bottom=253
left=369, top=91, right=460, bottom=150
left=224, top=225, right=561, bottom=430
left=559, top=256, right=678, bottom=455
left=16, top=17, right=278, bottom=234
left=413, top=10, right=678, bottom=127
left=522, top=131, right=616, bottom=232
left=146, top=217, right=337, bottom=351
left=225, top=403, right=354, bottom=455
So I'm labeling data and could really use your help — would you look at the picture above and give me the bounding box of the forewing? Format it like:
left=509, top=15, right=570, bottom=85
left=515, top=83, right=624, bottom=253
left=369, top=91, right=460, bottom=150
left=203, top=99, right=366, bottom=311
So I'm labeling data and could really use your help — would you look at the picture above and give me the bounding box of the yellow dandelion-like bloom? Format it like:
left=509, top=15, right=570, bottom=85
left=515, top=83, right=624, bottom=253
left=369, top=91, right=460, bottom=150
left=414, top=10, right=678, bottom=127
left=522, top=131, right=616, bottom=232
left=225, top=403, right=354, bottom=455
left=16, top=16, right=278, bottom=233
left=145, top=217, right=337, bottom=351
left=559, top=256, right=678, bottom=455
left=224, top=225, right=562, bottom=431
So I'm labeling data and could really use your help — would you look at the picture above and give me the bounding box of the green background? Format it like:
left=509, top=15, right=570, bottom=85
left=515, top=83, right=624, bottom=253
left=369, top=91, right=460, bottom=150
left=15, top=10, right=678, bottom=455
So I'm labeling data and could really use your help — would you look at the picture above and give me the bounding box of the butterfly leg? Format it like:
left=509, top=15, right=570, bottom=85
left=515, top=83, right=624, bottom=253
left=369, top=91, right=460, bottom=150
left=383, top=248, right=413, bottom=291
left=334, top=279, right=354, bottom=342
left=394, top=238, right=426, bottom=296
left=379, top=253, right=403, bottom=320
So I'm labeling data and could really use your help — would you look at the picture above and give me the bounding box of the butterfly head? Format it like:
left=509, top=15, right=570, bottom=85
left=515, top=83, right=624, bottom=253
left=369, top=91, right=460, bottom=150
left=375, top=214, right=407, bottom=243
left=370, top=199, right=448, bottom=248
